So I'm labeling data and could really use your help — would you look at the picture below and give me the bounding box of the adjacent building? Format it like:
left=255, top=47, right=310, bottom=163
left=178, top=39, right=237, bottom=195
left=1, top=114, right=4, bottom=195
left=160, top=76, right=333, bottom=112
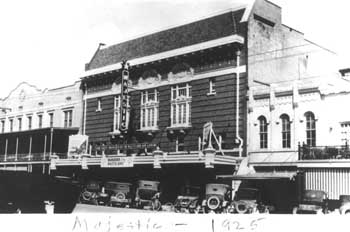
left=0, top=82, right=83, bottom=173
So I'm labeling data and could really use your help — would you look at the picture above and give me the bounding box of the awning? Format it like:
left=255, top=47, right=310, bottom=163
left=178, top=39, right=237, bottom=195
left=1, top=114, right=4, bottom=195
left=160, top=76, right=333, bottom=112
left=217, top=171, right=297, bottom=180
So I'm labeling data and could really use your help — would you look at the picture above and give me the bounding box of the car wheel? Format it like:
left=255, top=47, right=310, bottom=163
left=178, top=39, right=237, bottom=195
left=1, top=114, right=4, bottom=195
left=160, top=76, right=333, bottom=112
left=345, top=210, right=350, bottom=214
left=152, top=199, right=162, bottom=211
left=235, top=201, right=248, bottom=214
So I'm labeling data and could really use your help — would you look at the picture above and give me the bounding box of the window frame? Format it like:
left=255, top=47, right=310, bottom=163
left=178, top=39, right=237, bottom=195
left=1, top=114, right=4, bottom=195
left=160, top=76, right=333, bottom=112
left=170, top=83, right=192, bottom=127
left=258, top=116, right=268, bottom=149
left=140, top=89, right=159, bottom=130
left=280, top=114, right=291, bottom=148
left=63, top=110, right=73, bottom=128
left=17, top=117, right=22, bottom=131
left=208, top=78, right=216, bottom=95
left=305, top=112, right=316, bottom=146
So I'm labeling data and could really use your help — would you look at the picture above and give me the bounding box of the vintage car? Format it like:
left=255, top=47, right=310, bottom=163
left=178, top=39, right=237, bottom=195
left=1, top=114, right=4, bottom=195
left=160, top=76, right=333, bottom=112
left=105, top=181, right=132, bottom=207
left=134, top=180, right=161, bottom=210
left=228, top=187, right=273, bottom=214
left=174, top=185, right=201, bottom=213
left=339, top=195, right=350, bottom=214
left=79, top=180, right=109, bottom=205
left=292, top=190, right=329, bottom=214
left=201, top=183, right=231, bottom=213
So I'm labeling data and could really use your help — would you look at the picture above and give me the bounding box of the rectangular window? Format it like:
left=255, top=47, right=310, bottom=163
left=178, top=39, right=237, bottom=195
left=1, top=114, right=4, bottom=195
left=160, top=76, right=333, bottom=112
left=281, top=116, right=291, bottom=148
left=259, top=116, right=268, bottom=149
left=176, top=136, right=185, bottom=152
left=27, top=116, right=32, bottom=130
left=208, top=78, right=216, bottom=95
left=63, top=110, right=73, bottom=128
left=38, top=114, right=43, bottom=128
left=9, top=119, right=13, bottom=132
left=96, top=98, right=102, bottom=112
left=140, top=89, right=159, bottom=130
left=341, top=123, right=350, bottom=146
left=1, top=120, right=5, bottom=133
left=18, top=118, right=22, bottom=131
left=49, top=112, right=54, bottom=127
left=171, top=83, right=191, bottom=127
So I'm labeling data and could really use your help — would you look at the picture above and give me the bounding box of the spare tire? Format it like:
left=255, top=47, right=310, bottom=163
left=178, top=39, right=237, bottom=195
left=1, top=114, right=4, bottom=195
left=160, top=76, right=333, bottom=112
left=115, top=192, right=126, bottom=200
left=207, top=196, right=220, bottom=210
left=235, top=201, right=248, bottom=214
left=82, top=191, right=92, bottom=201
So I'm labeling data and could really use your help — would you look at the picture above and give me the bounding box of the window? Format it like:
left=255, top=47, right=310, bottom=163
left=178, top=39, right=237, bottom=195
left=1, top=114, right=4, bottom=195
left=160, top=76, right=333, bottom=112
left=1, top=120, right=4, bottom=133
left=140, top=89, right=159, bottom=130
left=258, top=116, right=268, bottom=149
left=113, top=96, right=130, bottom=132
left=38, top=114, right=43, bottom=128
left=27, top=116, right=32, bottom=130
left=341, top=122, right=350, bottom=146
left=9, top=119, right=13, bottom=132
left=63, top=110, right=73, bottom=128
left=208, top=78, right=216, bottom=95
left=171, top=83, right=191, bottom=127
left=176, top=136, right=185, bottom=152
left=305, top=112, right=316, bottom=146
left=49, top=112, right=54, bottom=127
left=96, top=98, right=102, bottom=112
left=18, top=118, right=22, bottom=131
left=281, top=114, right=291, bottom=148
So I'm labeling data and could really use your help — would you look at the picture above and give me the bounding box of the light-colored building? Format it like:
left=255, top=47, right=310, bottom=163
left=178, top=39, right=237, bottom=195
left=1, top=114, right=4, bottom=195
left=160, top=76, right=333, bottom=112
left=248, top=73, right=350, bottom=202
left=0, top=81, right=83, bottom=173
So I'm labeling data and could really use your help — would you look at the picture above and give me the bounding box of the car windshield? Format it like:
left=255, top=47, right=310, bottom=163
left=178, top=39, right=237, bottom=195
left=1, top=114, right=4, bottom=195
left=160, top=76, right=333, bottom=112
left=301, top=191, right=326, bottom=205
left=235, top=188, right=258, bottom=200
left=181, top=186, right=200, bottom=196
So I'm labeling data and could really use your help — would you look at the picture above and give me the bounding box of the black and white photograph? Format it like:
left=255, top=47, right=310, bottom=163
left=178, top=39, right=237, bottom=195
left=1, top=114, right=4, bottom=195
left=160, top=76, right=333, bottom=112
left=0, top=0, right=350, bottom=231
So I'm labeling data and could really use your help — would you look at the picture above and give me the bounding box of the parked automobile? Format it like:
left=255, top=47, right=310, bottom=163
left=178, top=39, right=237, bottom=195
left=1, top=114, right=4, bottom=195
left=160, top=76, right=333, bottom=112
left=174, top=185, right=201, bottom=213
left=228, top=187, right=274, bottom=214
left=201, top=183, right=231, bottom=213
left=292, top=190, right=329, bottom=214
left=339, top=195, right=350, bottom=214
left=79, top=180, right=109, bottom=205
left=134, top=180, right=161, bottom=210
left=105, top=181, right=132, bottom=207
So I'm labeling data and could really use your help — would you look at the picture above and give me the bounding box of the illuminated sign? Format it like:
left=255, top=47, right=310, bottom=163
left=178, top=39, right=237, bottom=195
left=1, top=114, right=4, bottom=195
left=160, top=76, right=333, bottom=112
left=120, top=62, right=129, bottom=132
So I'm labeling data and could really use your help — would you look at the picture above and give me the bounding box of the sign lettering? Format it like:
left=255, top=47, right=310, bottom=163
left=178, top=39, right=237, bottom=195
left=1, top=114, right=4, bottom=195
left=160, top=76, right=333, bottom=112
left=120, top=63, right=129, bottom=133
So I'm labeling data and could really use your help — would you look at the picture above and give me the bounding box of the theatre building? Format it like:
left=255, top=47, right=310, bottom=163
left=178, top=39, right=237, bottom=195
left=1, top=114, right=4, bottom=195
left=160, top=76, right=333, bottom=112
left=52, top=0, right=337, bottom=205
left=0, top=82, right=83, bottom=173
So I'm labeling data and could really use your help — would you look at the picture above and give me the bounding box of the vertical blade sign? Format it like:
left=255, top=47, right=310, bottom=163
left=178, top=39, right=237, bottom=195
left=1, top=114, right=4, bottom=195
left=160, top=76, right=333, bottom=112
left=120, top=64, right=129, bottom=133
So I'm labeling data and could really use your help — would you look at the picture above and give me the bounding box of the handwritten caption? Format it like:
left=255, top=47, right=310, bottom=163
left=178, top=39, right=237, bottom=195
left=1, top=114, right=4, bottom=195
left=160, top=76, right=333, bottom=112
left=71, top=215, right=266, bottom=232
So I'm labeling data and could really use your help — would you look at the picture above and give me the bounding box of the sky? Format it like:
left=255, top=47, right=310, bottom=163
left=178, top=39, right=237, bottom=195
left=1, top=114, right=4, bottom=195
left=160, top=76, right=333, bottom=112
left=0, top=0, right=349, bottom=98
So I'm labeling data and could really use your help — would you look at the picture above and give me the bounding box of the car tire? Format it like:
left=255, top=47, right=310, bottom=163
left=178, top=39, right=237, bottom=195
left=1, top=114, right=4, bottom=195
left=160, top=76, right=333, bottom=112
left=235, top=201, right=248, bottom=214
left=207, top=196, right=220, bottom=210
left=152, top=199, right=162, bottom=211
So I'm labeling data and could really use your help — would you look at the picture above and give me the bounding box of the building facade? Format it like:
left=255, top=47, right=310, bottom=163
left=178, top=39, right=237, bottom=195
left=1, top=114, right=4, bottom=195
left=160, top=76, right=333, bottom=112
left=0, top=82, right=83, bottom=173
left=50, top=0, right=338, bottom=207
left=248, top=73, right=350, bottom=204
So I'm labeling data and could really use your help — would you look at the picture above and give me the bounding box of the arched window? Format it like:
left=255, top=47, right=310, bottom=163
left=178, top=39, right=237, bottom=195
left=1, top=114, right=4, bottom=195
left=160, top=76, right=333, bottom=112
left=258, top=116, right=268, bottom=149
left=305, top=112, right=316, bottom=146
left=280, top=114, right=291, bottom=148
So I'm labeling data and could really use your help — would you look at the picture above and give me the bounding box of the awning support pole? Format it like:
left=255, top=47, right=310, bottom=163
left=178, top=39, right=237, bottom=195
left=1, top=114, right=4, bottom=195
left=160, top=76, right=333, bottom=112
left=15, top=137, right=18, bottom=161
left=29, top=136, right=32, bottom=161
left=4, top=138, right=7, bottom=162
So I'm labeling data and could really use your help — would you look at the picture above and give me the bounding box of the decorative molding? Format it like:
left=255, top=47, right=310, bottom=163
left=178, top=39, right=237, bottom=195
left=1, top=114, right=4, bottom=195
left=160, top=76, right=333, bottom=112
left=84, top=66, right=246, bottom=100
